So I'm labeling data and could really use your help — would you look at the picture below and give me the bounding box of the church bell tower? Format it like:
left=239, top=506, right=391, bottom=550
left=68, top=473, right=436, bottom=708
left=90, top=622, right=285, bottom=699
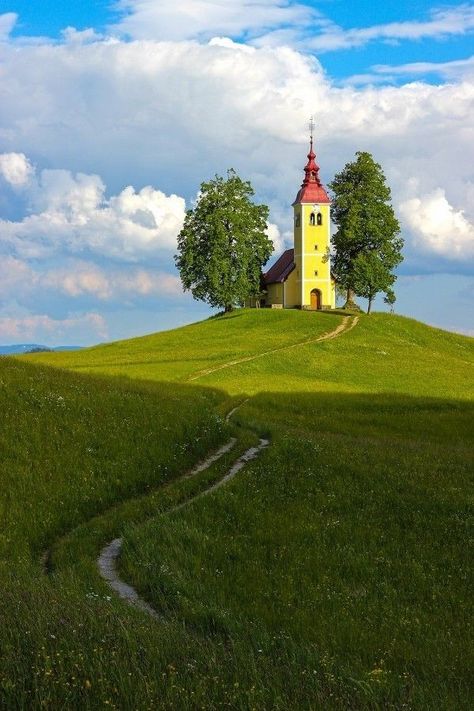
left=292, top=119, right=335, bottom=309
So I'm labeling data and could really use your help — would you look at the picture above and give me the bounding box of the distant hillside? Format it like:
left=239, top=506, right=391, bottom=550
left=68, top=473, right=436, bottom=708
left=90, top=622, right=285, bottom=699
left=0, top=343, right=82, bottom=355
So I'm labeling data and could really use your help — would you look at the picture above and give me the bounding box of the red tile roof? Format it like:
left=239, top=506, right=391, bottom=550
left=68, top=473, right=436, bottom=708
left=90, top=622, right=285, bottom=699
left=263, top=248, right=295, bottom=284
left=293, top=139, right=331, bottom=205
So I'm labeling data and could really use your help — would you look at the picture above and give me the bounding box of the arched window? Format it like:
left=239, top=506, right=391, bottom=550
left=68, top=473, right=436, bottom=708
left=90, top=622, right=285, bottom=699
left=309, top=212, right=316, bottom=226
left=317, top=212, right=323, bottom=226
left=295, top=214, right=300, bottom=227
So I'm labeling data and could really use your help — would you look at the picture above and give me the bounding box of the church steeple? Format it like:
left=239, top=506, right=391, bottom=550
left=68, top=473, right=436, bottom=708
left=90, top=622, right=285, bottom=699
left=293, top=118, right=330, bottom=205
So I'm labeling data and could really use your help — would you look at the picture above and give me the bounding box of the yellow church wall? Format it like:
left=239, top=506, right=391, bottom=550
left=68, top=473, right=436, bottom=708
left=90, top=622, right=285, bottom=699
left=293, top=202, right=334, bottom=309
left=284, top=268, right=299, bottom=308
left=266, top=282, right=284, bottom=306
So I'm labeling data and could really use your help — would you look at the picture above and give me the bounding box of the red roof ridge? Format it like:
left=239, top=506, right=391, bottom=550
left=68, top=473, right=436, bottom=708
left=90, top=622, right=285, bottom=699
left=263, top=248, right=295, bottom=284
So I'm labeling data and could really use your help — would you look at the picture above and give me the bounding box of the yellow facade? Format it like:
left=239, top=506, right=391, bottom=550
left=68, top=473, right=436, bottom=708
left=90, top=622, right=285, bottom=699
left=284, top=268, right=299, bottom=308
left=266, top=283, right=284, bottom=306
left=293, top=203, right=335, bottom=309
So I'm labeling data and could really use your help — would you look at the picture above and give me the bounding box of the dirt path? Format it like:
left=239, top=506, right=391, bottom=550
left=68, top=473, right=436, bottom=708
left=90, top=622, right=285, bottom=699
left=97, top=314, right=359, bottom=617
left=97, top=317, right=359, bottom=618
left=98, top=436, right=269, bottom=619
left=188, top=315, right=359, bottom=381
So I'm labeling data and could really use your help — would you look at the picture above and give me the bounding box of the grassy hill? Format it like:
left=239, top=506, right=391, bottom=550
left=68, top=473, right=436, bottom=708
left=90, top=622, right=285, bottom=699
left=1, top=310, right=473, bottom=709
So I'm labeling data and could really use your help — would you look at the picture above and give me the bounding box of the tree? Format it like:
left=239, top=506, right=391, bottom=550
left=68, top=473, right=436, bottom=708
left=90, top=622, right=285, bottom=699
left=352, top=252, right=394, bottom=314
left=329, top=151, right=403, bottom=311
left=175, top=169, right=273, bottom=312
left=384, top=289, right=396, bottom=314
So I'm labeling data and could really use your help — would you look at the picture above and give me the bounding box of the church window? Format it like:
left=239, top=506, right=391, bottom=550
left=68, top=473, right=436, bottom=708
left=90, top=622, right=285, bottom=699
left=314, top=270, right=318, bottom=276
left=314, top=244, right=318, bottom=251
left=309, top=212, right=316, bottom=226
left=317, top=212, right=323, bottom=226
left=295, top=214, right=300, bottom=227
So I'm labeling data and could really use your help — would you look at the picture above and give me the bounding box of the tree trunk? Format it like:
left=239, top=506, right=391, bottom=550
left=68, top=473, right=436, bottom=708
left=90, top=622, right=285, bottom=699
left=367, top=296, right=373, bottom=314
left=224, top=304, right=234, bottom=313
left=344, top=288, right=360, bottom=311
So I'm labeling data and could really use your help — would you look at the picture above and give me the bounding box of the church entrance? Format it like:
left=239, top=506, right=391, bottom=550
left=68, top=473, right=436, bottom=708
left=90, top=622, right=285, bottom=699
left=310, top=289, right=322, bottom=310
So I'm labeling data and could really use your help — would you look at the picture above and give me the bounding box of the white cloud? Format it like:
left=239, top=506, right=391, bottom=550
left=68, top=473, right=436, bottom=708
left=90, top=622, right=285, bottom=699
left=0, top=156, right=186, bottom=260
left=0, top=256, right=34, bottom=295
left=306, top=4, right=474, bottom=52
left=42, top=262, right=183, bottom=299
left=0, top=152, right=34, bottom=187
left=61, top=27, right=104, bottom=45
left=111, top=0, right=316, bottom=42
left=372, top=55, right=474, bottom=82
left=110, top=1, right=474, bottom=53
left=1, top=38, right=472, bottom=267
left=400, top=188, right=474, bottom=260
left=0, top=312, right=108, bottom=342
left=266, top=221, right=284, bottom=256
left=0, top=12, right=17, bottom=40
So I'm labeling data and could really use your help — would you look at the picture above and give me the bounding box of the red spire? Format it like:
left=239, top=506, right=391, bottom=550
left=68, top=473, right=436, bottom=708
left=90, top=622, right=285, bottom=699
left=293, top=134, right=330, bottom=205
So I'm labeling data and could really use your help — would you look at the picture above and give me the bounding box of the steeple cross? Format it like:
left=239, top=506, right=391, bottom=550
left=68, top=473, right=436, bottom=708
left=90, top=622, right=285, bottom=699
left=309, top=115, right=315, bottom=141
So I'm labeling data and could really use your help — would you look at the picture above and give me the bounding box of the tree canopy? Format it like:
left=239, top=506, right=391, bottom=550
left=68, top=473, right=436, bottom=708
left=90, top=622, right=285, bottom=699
left=175, top=169, right=273, bottom=312
left=329, top=151, right=403, bottom=313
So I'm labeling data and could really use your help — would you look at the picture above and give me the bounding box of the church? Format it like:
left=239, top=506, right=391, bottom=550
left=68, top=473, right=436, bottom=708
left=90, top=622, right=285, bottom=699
left=250, top=130, right=336, bottom=310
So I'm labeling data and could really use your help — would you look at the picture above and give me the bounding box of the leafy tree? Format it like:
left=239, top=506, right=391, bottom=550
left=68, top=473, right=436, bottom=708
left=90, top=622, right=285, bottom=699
left=384, top=289, right=396, bottom=314
left=329, top=151, right=403, bottom=311
left=352, top=252, right=394, bottom=314
left=175, top=169, right=272, bottom=312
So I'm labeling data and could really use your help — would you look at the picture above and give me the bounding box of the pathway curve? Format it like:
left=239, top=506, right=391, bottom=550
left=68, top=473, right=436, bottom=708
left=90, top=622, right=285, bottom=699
left=188, top=315, right=359, bottom=382
left=97, top=314, right=359, bottom=618
left=98, top=436, right=269, bottom=618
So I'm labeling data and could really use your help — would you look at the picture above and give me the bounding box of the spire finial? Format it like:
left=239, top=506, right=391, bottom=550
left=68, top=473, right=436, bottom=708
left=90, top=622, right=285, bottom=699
left=309, top=115, right=315, bottom=144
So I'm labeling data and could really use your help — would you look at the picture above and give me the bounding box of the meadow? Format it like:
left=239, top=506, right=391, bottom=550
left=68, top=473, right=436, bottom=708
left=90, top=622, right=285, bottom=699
left=1, top=309, right=472, bottom=709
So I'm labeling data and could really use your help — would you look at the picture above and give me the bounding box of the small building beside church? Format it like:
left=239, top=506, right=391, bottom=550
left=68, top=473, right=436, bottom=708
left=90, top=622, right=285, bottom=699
left=250, top=134, right=336, bottom=310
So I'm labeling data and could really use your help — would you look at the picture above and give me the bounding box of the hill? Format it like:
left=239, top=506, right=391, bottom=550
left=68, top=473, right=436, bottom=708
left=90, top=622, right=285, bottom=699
left=1, top=309, right=473, bottom=709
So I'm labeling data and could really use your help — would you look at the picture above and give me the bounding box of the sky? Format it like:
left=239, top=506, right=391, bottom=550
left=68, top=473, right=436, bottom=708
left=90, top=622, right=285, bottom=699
left=0, top=0, right=473, bottom=345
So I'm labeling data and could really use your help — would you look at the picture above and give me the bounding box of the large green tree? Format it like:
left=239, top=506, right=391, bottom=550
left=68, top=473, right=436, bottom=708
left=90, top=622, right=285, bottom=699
left=175, top=169, right=272, bottom=312
left=329, top=151, right=403, bottom=312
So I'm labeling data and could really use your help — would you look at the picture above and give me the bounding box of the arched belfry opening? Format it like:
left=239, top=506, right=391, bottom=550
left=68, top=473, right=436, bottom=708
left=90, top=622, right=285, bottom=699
left=317, top=212, right=323, bottom=226
left=309, top=212, right=316, bottom=226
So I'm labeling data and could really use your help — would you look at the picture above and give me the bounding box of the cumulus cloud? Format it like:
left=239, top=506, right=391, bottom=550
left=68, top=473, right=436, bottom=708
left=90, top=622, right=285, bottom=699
left=0, top=38, right=473, bottom=269
left=0, top=157, right=186, bottom=260
left=0, top=312, right=108, bottom=342
left=400, top=189, right=474, bottom=260
left=0, top=152, right=34, bottom=187
left=266, top=222, right=284, bottom=255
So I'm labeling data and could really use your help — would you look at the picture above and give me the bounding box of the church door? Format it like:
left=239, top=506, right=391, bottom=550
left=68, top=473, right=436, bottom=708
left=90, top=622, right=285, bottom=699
left=310, top=289, right=321, bottom=310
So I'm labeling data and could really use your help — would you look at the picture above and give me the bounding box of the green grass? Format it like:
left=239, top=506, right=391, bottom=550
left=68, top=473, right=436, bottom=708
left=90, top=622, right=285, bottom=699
left=27, top=308, right=342, bottom=382
left=1, top=309, right=473, bottom=709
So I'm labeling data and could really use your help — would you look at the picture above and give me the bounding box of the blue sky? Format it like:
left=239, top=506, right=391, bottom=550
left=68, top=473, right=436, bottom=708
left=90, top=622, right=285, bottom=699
left=0, top=0, right=472, bottom=344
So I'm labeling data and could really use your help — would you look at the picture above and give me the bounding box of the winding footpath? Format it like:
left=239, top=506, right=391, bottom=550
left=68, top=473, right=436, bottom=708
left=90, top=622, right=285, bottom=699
left=97, top=314, right=359, bottom=619
left=188, top=315, right=359, bottom=381
left=41, top=315, right=358, bottom=614
left=98, top=436, right=269, bottom=619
